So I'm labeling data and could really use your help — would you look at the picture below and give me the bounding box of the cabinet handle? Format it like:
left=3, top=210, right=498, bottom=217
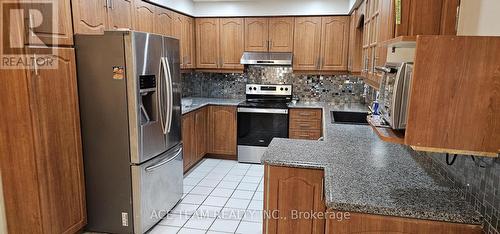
left=104, top=0, right=108, bottom=8
left=269, top=40, right=273, bottom=50
left=320, top=178, right=324, bottom=201
left=109, top=0, right=113, bottom=9
left=299, top=124, right=311, bottom=128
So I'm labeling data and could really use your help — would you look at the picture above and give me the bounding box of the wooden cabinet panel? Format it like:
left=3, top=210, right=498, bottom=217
left=348, top=9, right=363, bottom=73
left=244, top=18, right=269, bottom=52
left=320, top=16, right=349, bottom=71
left=182, top=112, right=195, bottom=171
left=28, top=48, right=86, bottom=234
left=72, top=0, right=107, bottom=35
left=181, top=16, right=196, bottom=69
left=107, top=0, right=133, bottom=31
left=208, top=106, right=237, bottom=156
left=264, top=165, right=325, bottom=234
left=326, top=211, right=482, bottom=234
left=133, top=0, right=155, bottom=33
left=196, top=18, right=220, bottom=69
left=219, top=18, right=244, bottom=70
left=154, top=6, right=174, bottom=36
left=289, top=130, right=322, bottom=140
left=28, top=0, right=73, bottom=45
left=293, top=17, right=322, bottom=71
left=289, top=109, right=322, bottom=140
left=395, top=0, right=446, bottom=37
left=195, top=108, right=208, bottom=159
left=269, top=17, right=294, bottom=52
left=440, top=0, right=460, bottom=35
left=290, top=108, right=322, bottom=120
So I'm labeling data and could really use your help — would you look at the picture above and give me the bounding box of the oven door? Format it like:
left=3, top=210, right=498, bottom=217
left=237, top=108, right=289, bottom=163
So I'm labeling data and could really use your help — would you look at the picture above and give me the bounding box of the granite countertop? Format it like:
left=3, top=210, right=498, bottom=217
left=262, top=102, right=482, bottom=225
left=181, top=97, right=244, bottom=115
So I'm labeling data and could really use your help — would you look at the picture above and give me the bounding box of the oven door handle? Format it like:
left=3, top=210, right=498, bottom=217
left=237, top=108, right=288, bottom=114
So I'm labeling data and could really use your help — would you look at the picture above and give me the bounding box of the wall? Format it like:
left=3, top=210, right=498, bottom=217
left=457, top=0, right=500, bottom=36
left=193, top=0, right=350, bottom=17
left=147, top=0, right=195, bottom=15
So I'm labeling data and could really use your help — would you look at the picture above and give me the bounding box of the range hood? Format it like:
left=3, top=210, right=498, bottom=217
left=240, top=52, right=293, bottom=65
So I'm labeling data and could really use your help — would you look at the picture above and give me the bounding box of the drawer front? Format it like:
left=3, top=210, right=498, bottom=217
left=290, top=108, right=322, bottom=120
left=290, top=119, right=322, bottom=130
left=289, top=130, right=321, bottom=140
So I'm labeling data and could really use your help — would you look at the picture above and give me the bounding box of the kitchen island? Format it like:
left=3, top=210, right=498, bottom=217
left=262, top=102, right=482, bottom=233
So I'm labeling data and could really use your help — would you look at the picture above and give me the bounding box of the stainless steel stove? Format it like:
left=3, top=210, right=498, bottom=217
left=237, top=84, right=292, bottom=164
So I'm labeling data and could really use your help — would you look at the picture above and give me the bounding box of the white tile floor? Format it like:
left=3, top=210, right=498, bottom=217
left=148, top=159, right=264, bottom=234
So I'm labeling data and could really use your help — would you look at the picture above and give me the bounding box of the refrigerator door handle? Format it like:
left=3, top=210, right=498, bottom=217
left=157, top=59, right=166, bottom=133
left=163, top=56, right=173, bottom=133
left=145, top=147, right=182, bottom=172
left=160, top=57, right=170, bottom=134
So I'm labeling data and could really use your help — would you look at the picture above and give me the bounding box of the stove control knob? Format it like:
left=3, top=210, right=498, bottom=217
left=253, top=87, right=257, bottom=90
left=280, top=88, right=284, bottom=91
left=249, top=87, right=252, bottom=91
left=285, top=88, right=289, bottom=91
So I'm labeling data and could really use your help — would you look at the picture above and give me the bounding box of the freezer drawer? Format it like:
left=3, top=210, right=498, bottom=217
left=131, top=144, right=183, bottom=233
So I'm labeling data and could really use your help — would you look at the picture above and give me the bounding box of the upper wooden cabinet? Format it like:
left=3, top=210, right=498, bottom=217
left=154, top=6, right=174, bottom=36
left=293, top=17, right=322, bottom=71
left=219, top=18, right=245, bottom=69
left=268, top=18, right=295, bottom=52
left=196, top=18, right=244, bottom=70
left=27, top=0, right=73, bottom=45
left=348, top=9, right=363, bottom=73
left=196, top=18, right=220, bottom=69
left=294, top=16, right=349, bottom=71
left=244, top=17, right=294, bottom=52
left=133, top=0, right=155, bottom=33
left=395, top=0, right=445, bottom=37
left=181, top=16, right=196, bottom=69
left=264, top=165, right=326, bottom=234
left=208, top=106, right=237, bottom=157
left=72, top=0, right=133, bottom=35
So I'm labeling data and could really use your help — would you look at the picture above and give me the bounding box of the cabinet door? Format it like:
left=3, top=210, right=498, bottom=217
left=244, top=18, right=269, bottom=52
left=72, top=0, right=107, bottom=35
left=133, top=0, right=155, bottom=33
left=154, top=6, right=174, bottom=36
left=293, top=17, right=322, bottom=71
left=107, top=0, right=133, bottom=31
left=28, top=0, right=73, bottom=45
left=264, top=165, right=325, bottom=234
left=195, top=108, right=208, bottom=160
left=320, top=16, right=349, bottom=71
left=269, top=17, right=294, bottom=52
left=208, top=106, right=237, bottom=156
left=219, top=18, right=244, bottom=70
left=182, top=16, right=196, bottom=69
left=196, top=18, right=220, bottom=69
left=28, top=48, right=86, bottom=234
left=182, top=113, right=195, bottom=171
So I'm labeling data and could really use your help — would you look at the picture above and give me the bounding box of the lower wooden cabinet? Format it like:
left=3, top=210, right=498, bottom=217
left=0, top=48, right=86, bottom=233
left=264, top=165, right=326, bottom=234
left=208, top=106, right=237, bottom=157
left=326, top=211, right=482, bottom=234
left=289, top=108, right=323, bottom=140
left=182, top=107, right=208, bottom=172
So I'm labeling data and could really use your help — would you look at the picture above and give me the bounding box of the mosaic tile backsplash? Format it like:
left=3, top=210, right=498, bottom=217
left=182, top=65, right=365, bottom=104
left=425, top=152, right=500, bottom=233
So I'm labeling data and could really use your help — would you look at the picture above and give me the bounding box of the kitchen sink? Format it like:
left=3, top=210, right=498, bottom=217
left=331, top=111, right=369, bottom=125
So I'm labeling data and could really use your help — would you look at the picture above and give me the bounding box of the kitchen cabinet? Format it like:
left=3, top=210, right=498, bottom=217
left=219, top=18, right=245, bottom=70
left=208, top=106, right=237, bottom=157
left=0, top=48, right=86, bottom=234
left=28, top=0, right=73, bottom=45
left=348, top=9, right=363, bottom=74
left=181, top=16, right=196, bottom=69
left=196, top=18, right=220, bottom=69
left=289, top=109, right=323, bottom=140
left=196, top=18, right=244, bottom=70
left=182, top=107, right=208, bottom=172
left=293, top=17, right=322, bottom=70
left=133, top=0, right=156, bottom=33
left=326, top=211, right=482, bottom=233
left=293, top=16, right=349, bottom=71
left=320, top=16, right=349, bottom=71
left=154, top=6, right=174, bottom=36
left=394, top=0, right=446, bottom=37
left=72, top=0, right=133, bottom=35
left=264, top=165, right=326, bottom=234
left=244, top=17, right=294, bottom=52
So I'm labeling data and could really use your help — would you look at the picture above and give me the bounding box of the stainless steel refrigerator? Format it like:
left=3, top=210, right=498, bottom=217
left=75, top=31, right=183, bottom=234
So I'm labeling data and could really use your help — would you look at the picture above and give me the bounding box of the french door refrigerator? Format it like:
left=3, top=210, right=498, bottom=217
left=75, top=31, right=183, bottom=234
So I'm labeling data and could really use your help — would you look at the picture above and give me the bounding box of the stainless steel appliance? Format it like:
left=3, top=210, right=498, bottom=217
left=376, top=62, right=414, bottom=129
left=75, top=31, right=183, bottom=234
left=240, top=52, right=293, bottom=65
left=237, top=84, right=292, bottom=163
